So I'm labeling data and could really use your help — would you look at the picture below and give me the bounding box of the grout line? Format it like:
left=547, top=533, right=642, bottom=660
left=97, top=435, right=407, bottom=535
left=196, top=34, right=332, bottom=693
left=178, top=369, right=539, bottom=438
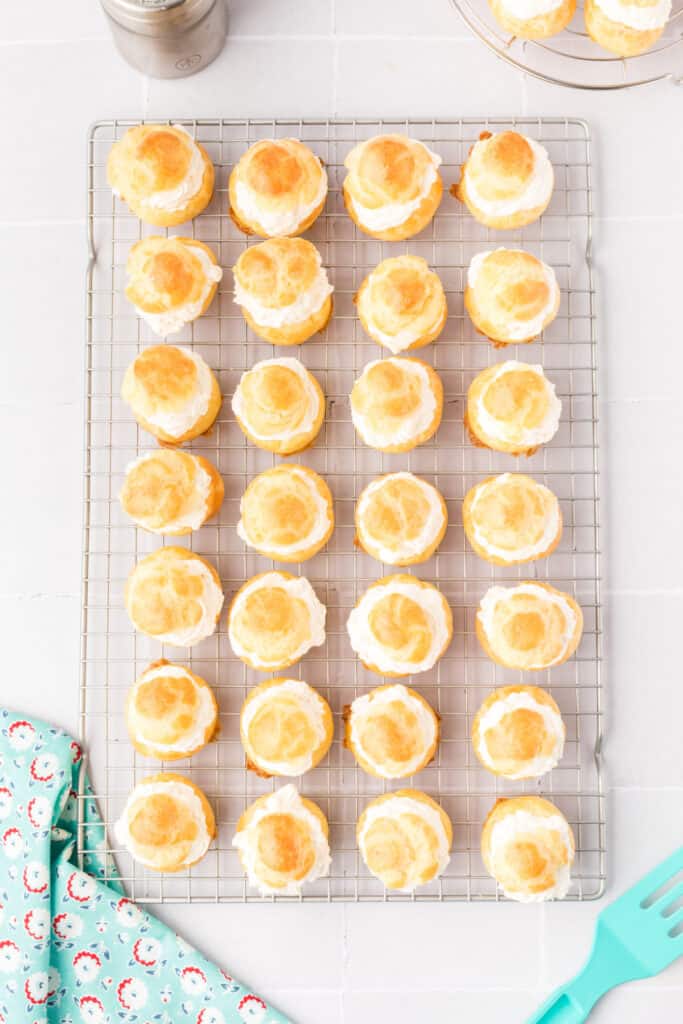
left=0, top=32, right=478, bottom=48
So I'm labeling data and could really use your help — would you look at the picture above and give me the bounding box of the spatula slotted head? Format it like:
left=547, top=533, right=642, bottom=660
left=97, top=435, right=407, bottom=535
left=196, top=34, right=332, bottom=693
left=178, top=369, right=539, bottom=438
left=600, top=847, right=683, bottom=975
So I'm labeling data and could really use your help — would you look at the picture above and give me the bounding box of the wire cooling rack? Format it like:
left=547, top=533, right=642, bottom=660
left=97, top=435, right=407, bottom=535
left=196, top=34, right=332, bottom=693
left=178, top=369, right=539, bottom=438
left=450, top=0, right=683, bottom=90
left=80, top=117, right=605, bottom=903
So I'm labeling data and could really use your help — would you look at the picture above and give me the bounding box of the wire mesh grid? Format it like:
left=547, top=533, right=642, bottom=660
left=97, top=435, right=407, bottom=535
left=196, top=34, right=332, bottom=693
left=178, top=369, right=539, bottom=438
left=450, top=0, right=683, bottom=90
left=80, top=117, right=605, bottom=903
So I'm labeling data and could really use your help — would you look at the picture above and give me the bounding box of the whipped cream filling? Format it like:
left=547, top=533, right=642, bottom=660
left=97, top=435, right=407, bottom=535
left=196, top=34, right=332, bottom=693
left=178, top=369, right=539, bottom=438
left=357, top=473, right=446, bottom=564
left=231, top=358, right=323, bottom=441
left=349, top=143, right=442, bottom=232
left=127, top=664, right=216, bottom=755
left=233, top=784, right=331, bottom=896
left=237, top=468, right=331, bottom=558
left=349, top=684, right=437, bottom=777
left=347, top=579, right=450, bottom=675
left=234, top=148, right=327, bottom=236
left=241, top=679, right=327, bottom=776
left=478, top=583, right=578, bottom=669
left=352, top=359, right=437, bottom=449
left=142, top=347, right=215, bottom=440
left=467, top=249, right=558, bottom=341
left=475, top=361, right=561, bottom=448
left=123, top=451, right=212, bottom=533
left=477, top=691, right=564, bottom=779
left=489, top=809, right=573, bottom=902
left=234, top=264, right=333, bottom=329
left=115, top=779, right=212, bottom=868
left=155, top=559, right=224, bottom=648
left=138, top=245, right=222, bottom=338
left=228, top=572, right=326, bottom=670
left=142, top=125, right=207, bottom=213
left=465, top=136, right=553, bottom=218
left=468, top=473, right=560, bottom=563
left=594, top=0, right=671, bottom=28
left=358, top=795, right=450, bottom=891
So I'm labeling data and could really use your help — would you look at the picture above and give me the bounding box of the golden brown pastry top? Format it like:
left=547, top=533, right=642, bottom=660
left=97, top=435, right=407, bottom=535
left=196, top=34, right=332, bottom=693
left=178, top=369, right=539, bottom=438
left=120, top=449, right=216, bottom=534
left=357, top=256, right=446, bottom=351
left=481, top=795, right=575, bottom=901
left=125, top=547, right=223, bottom=646
left=467, top=249, right=558, bottom=338
left=351, top=357, right=442, bottom=451
left=238, top=465, right=333, bottom=559
left=357, top=789, right=452, bottom=891
left=125, top=237, right=218, bottom=314
left=240, top=678, right=332, bottom=777
left=472, top=684, right=565, bottom=779
left=344, top=135, right=439, bottom=208
left=233, top=237, right=322, bottom=309
left=122, top=345, right=203, bottom=421
left=108, top=125, right=201, bottom=204
left=463, top=472, right=561, bottom=563
left=231, top=138, right=326, bottom=234
left=477, top=581, right=582, bottom=670
left=466, top=131, right=537, bottom=203
left=346, top=684, right=438, bottom=778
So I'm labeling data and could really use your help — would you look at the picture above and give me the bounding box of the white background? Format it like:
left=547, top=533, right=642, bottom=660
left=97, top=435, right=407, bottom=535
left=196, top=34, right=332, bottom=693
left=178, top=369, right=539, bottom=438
left=1, top=2, right=682, bottom=1021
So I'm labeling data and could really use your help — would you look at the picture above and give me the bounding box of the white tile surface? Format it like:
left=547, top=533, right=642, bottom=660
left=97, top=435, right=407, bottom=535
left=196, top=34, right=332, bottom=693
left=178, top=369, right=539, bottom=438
left=3, top=5, right=683, bottom=1023
left=336, top=38, right=525, bottom=116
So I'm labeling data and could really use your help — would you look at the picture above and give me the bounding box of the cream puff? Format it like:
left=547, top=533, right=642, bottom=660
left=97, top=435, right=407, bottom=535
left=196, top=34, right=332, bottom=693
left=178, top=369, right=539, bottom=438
left=343, top=135, right=443, bottom=241
left=356, top=256, right=447, bottom=354
left=121, top=345, right=222, bottom=445
left=125, top=547, right=224, bottom=647
left=237, top=465, right=334, bottom=563
left=126, top=659, right=218, bottom=760
left=228, top=571, right=326, bottom=671
left=454, top=131, right=554, bottom=230
left=357, top=790, right=452, bottom=892
left=489, top=0, right=576, bottom=40
left=472, top=685, right=565, bottom=780
left=120, top=449, right=224, bottom=536
left=233, top=785, right=331, bottom=895
left=347, top=575, right=452, bottom=677
left=344, top=684, right=439, bottom=779
left=465, top=360, right=561, bottom=456
left=476, top=582, right=583, bottom=670
left=229, top=138, right=327, bottom=237
left=231, top=358, right=325, bottom=455
left=585, top=0, right=671, bottom=55
left=355, top=473, right=448, bottom=566
left=240, top=678, right=333, bottom=777
left=125, top=236, right=222, bottom=337
left=465, top=249, right=560, bottom=346
left=114, top=773, right=216, bottom=872
left=107, top=124, right=214, bottom=227
left=233, top=237, right=333, bottom=345
left=481, top=795, right=575, bottom=901
left=463, top=473, right=562, bottom=565
left=350, top=357, right=443, bottom=453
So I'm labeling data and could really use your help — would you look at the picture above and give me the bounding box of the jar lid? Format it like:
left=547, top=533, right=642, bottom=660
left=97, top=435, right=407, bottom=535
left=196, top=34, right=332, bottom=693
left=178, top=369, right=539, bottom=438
left=101, top=0, right=216, bottom=28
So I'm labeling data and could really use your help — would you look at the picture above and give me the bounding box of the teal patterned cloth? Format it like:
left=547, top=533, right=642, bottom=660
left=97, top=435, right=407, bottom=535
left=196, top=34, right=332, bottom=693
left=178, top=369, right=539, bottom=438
left=0, top=709, right=292, bottom=1024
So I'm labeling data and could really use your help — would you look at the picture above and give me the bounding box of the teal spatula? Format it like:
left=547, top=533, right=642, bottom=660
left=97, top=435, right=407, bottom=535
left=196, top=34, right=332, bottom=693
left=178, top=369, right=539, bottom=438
left=527, top=846, right=683, bottom=1022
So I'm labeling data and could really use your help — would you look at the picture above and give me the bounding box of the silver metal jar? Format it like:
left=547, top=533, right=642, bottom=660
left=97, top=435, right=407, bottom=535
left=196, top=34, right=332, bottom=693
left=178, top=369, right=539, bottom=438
left=100, top=0, right=228, bottom=79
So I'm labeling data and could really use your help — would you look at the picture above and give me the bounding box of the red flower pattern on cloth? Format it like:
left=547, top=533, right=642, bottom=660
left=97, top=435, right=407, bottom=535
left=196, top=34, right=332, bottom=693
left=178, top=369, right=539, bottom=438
left=0, top=710, right=292, bottom=1024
